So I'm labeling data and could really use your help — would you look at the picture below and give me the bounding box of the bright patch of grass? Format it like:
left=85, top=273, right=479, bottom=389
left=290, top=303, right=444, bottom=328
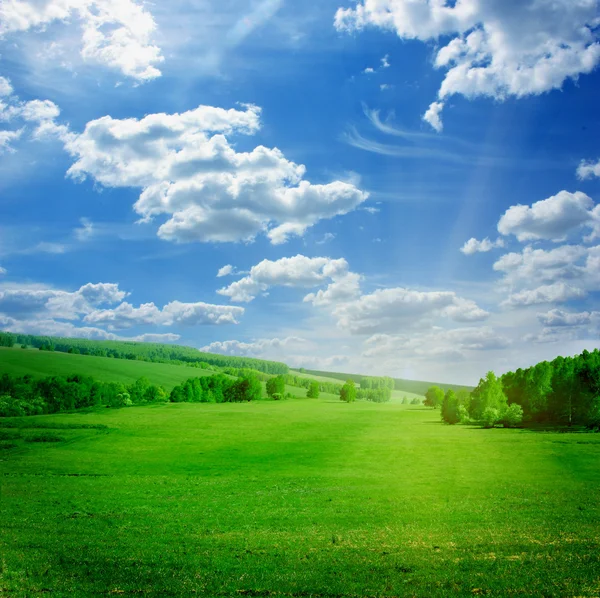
left=1, top=401, right=598, bottom=596
left=0, top=347, right=215, bottom=390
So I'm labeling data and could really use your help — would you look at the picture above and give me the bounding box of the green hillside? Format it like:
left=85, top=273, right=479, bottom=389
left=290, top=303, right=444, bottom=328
left=0, top=347, right=214, bottom=390
left=297, top=368, right=473, bottom=394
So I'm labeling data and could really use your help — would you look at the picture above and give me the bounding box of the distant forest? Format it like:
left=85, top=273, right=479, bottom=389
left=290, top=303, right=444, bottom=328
left=0, top=332, right=288, bottom=375
left=299, top=368, right=473, bottom=395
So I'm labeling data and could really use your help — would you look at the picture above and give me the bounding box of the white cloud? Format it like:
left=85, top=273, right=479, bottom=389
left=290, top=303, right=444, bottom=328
left=577, top=159, right=600, bottom=180
left=497, top=191, right=598, bottom=242
left=218, top=255, right=357, bottom=303
left=304, top=272, right=362, bottom=307
left=0, top=128, right=23, bottom=153
left=363, top=67, right=375, bottom=74
left=381, top=54, right=390, bottom=68
left=0, top=266, right=6, bottom=275
left=335, top=0, right=600, bottom=120
left=61, top=104, right=367, bottom=245
left=537, top=309, right=597, bottom=327
left=0, top=281, right=127, bottom=321
left=217, top=265, right=235, bottom=278
left=0, top=316, right=180, bottom=343
left=493, top=244, right=591, bottom=288
left=333, top=287, right=488, bottom=335
left=200, top=336, right=308, bottom=357
left=74, top=217, right=94, bottom=241
left=363, top=326, right=510, bottom=361
left=422, top=101, right=444, bottom=133
left=380, top=84, right=392, bottom=91
left=0, top=0, right=163, bottom=81
left=315, top=232, right=336, bottom=245
left=83, top=300, right=244, bottom=329
left=502, top=282, right=586, bottom=307
left=0, top=76, right=13, bottom=96
left=461, top=237, right=505, bottom=255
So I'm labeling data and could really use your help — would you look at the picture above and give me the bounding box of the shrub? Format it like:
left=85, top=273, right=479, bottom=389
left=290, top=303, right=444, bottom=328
left=457, top=405, right=471, bottom=424
left=272, top=393, right=283, bottom=401
left=481, top=407, right=500, bottom=428
left=0, top=441, right=18, bottom=450
left=0, top=429, right=21, bottom=440
left=501, top=403, right=524, bottom=428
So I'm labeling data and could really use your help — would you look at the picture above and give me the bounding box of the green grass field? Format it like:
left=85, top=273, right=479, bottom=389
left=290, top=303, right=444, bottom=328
left=0, top=347, right=217, bottom=390
left=1, top=400, right=598, bottom=597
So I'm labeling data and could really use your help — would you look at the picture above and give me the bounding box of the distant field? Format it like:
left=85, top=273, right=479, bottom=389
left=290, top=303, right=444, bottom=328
left=0, top=347, right=216, bottom=390
left=1, top=401, right=598, bottom=596
left=299, top=368, right=474, bottom=395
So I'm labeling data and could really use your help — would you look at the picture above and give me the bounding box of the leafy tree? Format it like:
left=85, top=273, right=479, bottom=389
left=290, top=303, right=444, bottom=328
left=441, top=390, right=460, bottom=424
left=340, top=380, right=356, bottom=403
left=307, top=381, right=320, bottom=399
left=266, top=375, right=286, bottom=398
left=424, top=386, right=444, bottom=409
left=469, top=372, right=507, bottom=420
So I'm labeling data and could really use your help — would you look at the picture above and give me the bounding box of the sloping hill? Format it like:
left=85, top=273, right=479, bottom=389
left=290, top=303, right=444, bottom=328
left=0, top=348, right=214, bottom=390
left=296, top=368, right=473, bottom=394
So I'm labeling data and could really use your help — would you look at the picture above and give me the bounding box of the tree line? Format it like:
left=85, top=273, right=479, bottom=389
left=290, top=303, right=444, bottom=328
left=0, top=371, right=267, bottom=417
left=429, top=349, right=600, bottom=429
left=1, top=333, right=289, bottom=375
left=297, top=368, right=472, bottom=395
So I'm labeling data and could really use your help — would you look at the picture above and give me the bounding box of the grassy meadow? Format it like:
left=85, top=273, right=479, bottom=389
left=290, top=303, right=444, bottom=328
left=1, top=398, right=599, bottom=597
left=0, top=347, right=216, bottom=390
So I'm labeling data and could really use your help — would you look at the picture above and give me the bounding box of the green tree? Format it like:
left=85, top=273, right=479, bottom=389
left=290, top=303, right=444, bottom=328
left=441, top=390, right=460, bottom=424
left=340, top=380, right=356, bottom=403
left=469, top=372, right=507, bottom=420
left=266, top=375, right=286, bottom=398
left=307, top=381, right=320, bottom=398
left=424, top=386, right=444, bottom=409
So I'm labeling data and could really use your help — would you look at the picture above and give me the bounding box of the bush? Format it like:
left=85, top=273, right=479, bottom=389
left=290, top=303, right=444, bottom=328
left=481, top=407, right=500, bottom=428
left=0, top=441, right=18, bottom=450
left=501, top=403, right=524, bottom=428
left=457, top=405, right=471, bottom=424
left=26, top=433, right=64, bottom=443
left=272, top=393, right=283, bottom=401
left=0, top=429, right=21, bottom=440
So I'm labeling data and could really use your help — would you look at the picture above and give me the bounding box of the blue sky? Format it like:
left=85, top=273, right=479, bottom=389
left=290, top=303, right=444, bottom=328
left=1, top=0, right=599, bottom=384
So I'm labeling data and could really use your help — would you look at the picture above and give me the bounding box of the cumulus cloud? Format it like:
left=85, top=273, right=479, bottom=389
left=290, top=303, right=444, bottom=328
left=0, top=280, right=242, bottom=341
left=0, top=282, right=127, bottom=320
left=0, top=266, right=6, bottom=275
left=0, top=316, right=181, bottom=343
left=461, top=237, right=505, bottom=255
left=422, top=101, right=444, bottom=133
left=0, top=76, right=66, bottom=152
left=502, top=282, right=586, bottom=307
left=335, top=0, right=600, bottom=123
left=333, top=287, right=488, bottom=335
left=218, top=255, right=358, bottom=303
left=537, top=309, right=598, bottom=327
left=493, top=244, right=589, bottom=287
left=83, top=300, right=244, bottom=329
left=363, top=326, right=509, bottom=362
left=217, top=265, right=235, bottom=278
left=200, top=336, right=308, bottom=357
left=497, top=191, right=599, bottom=242
left=0, top=0, right=163, bottom=81
left=61, top=104, right=367, bottom=245
left=577, top=159, right=600, bottom=180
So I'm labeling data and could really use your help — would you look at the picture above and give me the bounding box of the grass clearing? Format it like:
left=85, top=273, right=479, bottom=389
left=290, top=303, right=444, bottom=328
left=0, top=347, right=216, bottom=390
left=1, top=400, right=598, bottom=596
